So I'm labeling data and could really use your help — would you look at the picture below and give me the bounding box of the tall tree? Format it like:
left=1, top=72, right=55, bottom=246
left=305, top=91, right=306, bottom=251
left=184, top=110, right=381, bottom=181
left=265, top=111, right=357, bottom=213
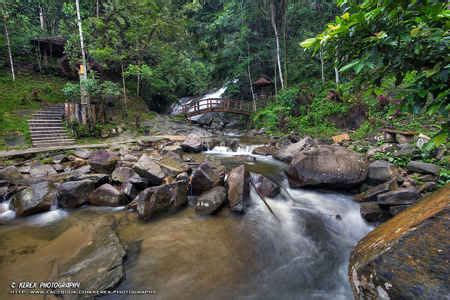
left=270, top=0, right=284, bottom=89
left=1, top=4, right=15, bottom=81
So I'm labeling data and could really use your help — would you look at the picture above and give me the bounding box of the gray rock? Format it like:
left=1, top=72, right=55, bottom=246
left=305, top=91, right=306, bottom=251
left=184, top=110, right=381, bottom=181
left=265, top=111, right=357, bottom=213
left=393, top=143, right=416, bottom=157
left=273, top=136, right=315, bottom=163
left=360, top=202, right=390, bottom=222
left=73, top=149, right=91, bottom=159
left=418, top=181, right=437, bottom=194
left=227, top=165, right=249, bottom=213
left=0, top=166, right=23, bottom=182
left=53, top=163, right=65, bottom=172
left=88, top=183, right=127, bottom=206
left=57, top=220, right=126, bottom=296
left=252, top=145, right=278, bottom=156
left=51, top=154, right=66, bottom=164
left=120, top=182, right=138, bottom=200
left=181, top=134, right=205, bottom=153
left=354, top=179, right=398, bottom=202
left=367, top=160, right=398, bottom=183
left=133, top=154, right=165, bottom=186
left=389, top=205, right=410, bottom=216
left=112, top=167, right=146, bottom=187
left=88, top=150, right=119, bottom=173
left=377, top=188, right=419, bottom=206
left=71, top=165, right=91, bottom=176
left=250, top=173, right=280, bottom=198
left=29, top=164, right=57, bottom=177
left=349, top=186, right=450, bottom=299
left=191, top=162, right=223, bottom=195
left=57, top=179, right=96, bottom=208
left=136, top=181, right=187, bottom=220
left=407, top=160, right=441, bottom=176
left=195, top=186, right=226, bottom=215
left=66, top=173, right=109, bottom=187
left=287, top=145, right=368, bottom=188
left=13, top=182, right=55, bottom=217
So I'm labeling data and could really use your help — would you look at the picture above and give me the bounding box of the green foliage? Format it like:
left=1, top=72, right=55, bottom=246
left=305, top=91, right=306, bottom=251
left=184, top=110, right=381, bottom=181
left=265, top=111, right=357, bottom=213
left=0, top=72, right=66, bottom=145
left=302, top=0, right=449, bottom=117
left=252, top=103, right=289, bottom=135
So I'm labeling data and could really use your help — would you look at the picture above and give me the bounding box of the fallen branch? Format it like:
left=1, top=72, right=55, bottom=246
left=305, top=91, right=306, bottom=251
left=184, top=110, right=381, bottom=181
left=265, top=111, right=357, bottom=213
left=250, top=179, right=280, bottom=222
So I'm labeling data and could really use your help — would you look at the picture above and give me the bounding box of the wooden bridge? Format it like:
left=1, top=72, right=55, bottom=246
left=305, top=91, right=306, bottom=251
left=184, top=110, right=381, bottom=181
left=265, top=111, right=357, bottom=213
left=182, top=98, right=257, bottom=119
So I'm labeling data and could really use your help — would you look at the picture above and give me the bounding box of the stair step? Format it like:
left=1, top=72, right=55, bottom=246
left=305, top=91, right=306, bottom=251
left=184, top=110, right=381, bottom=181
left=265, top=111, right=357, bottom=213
left=32, top=139, right=75, bottom=144
left=29, top=123, right=65, bottom=127
left=32, top=136, right=71, bottom=141
left=30, top=129, right=68, bottom=133
left=31, top=132, right=70, bottom=137
left=32, top=142, right=75, bottom=148
left=29, top=119, right=63, bottom=123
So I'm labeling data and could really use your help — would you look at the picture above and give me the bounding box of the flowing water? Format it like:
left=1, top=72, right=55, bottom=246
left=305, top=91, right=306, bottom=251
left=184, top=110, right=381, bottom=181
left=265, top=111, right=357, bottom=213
left=0, top=143, right=372, bottom=300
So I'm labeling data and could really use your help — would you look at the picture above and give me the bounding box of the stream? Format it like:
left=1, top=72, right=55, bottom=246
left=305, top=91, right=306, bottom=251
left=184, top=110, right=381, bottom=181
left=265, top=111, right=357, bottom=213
left=0, top=141, right=373, bottom=300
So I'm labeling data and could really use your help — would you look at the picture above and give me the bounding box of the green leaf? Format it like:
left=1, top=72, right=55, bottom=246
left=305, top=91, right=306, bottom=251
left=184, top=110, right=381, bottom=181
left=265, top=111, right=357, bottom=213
left=339, top=60, right=360, bottom=72
left=300, top=38, right=318, bottom=48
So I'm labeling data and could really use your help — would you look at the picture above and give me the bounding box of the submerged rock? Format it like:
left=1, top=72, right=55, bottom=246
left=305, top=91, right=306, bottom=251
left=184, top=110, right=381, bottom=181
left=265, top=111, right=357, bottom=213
left=195, top=186, right=226, bottom=215
left=88, top=183, right=128, bottom=207
left=273, top=136, right=315, bottom=163
left=190, top=162, right=223, bottom=195
left=181, top=134, right=205, bottom=153
left=57, top=179, right=96, bottom=208
left=227, top=165, right=249, bottom=213
left=349, top=185, right=450, bottom=299
left=287, top=145, right=368, bottom=188
left=133, top=154, right=165, bottom=186
left=88, top=150, right=119, bottom=173
left=13, top=181, right=55, bottom=217
left=57, top=219, right=126, bottom=296
left=359, top=202, right=390, bottom=223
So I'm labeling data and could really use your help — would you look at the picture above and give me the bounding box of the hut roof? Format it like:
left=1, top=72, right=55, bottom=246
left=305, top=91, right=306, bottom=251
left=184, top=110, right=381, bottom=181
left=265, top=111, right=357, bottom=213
left=254, top=77, right=272, bottom=86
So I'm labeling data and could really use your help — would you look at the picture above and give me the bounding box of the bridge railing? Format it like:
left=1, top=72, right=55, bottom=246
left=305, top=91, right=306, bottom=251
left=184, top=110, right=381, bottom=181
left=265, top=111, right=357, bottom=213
left=182, top=98, right=256, bottom=115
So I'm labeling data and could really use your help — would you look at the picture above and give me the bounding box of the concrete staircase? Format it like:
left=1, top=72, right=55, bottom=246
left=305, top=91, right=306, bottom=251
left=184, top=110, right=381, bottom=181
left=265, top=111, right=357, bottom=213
left=29, top=104, right=75, bottom=148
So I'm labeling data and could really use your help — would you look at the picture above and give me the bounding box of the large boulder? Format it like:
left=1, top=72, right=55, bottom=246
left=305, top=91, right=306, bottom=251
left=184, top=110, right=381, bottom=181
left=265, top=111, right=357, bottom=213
left=88, top=150, right=119, bottom=173
left=136, top=181, right=187, bottom=221
left=287, top=145, right=368, bottom=188
left=29, top=164, right=57, bottom=177
left=190, top=162, right=223, bottom=195
left=133, top=154, right=165, bottom=186
left=227, top=165, right=249, bottom=213
left=367, top=160, right=398, bottom=183
left=349, top=185, right=450, bottom=299
left=57, top=179, right=96, bottom=208
left=13, top=182, right=55, bottom=217
left=88, top=183, right=127, bottom=207
left=195, top=186, right=226, bottom=215
left=251, top=173, right=280, bottom=198
left=66, top=173, right=109, bottom=188
left=273, top=136, right=315, bottom=163
left=407, top=160, right=441, bottom=176
left=181, top=134, right=205, bottom=153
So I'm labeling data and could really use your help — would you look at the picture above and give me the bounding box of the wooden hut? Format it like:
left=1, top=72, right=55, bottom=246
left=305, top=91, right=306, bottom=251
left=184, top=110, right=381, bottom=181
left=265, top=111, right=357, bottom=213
left=253, top=76, right=273, bottom=99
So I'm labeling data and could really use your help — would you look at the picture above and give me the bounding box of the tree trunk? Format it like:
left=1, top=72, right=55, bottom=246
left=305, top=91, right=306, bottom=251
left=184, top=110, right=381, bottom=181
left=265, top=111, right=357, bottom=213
left=334, top=67, right=340, bottom=85
left=2, top=12, right=15, bottom=81
left=76, top=0, right=89, bottom=124
left=270, top=0, right=284, bottom=89
left=121, top=63, right=128, bottom=117
left=137, top=73, right=140, bottom=97
left=247, top=56, right=256, bottom=111
left=274, top=54, right=278, bottom=96
left=39, top=6, right=45, bottom=31
left=282, top=0, right=288, bottom=87
left=320, top=48, right=325, bottom=84
left=96, top=0, right=100, bottom=18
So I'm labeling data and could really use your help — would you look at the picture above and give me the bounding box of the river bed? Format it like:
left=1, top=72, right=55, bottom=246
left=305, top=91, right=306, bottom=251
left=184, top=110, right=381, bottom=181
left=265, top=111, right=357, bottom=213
left=0, top=143, right=372, bottom=300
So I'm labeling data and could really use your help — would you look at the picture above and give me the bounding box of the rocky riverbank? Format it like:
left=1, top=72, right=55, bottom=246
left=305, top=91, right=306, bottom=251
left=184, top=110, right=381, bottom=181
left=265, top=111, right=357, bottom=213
left=0, top=129, right=448, bottom=299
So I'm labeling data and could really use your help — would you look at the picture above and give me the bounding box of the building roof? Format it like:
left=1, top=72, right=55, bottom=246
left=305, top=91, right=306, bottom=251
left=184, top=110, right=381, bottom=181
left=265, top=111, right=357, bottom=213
left=254, top=77, right=273, bottom=86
